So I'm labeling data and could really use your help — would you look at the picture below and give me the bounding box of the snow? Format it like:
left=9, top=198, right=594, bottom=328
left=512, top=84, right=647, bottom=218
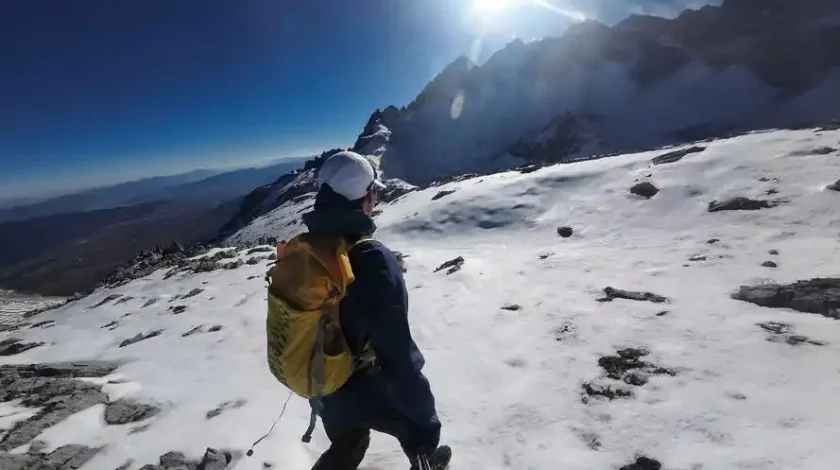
left=0, top=290, right=65, bottom=330
left=3, top=128, right=840, bottom=469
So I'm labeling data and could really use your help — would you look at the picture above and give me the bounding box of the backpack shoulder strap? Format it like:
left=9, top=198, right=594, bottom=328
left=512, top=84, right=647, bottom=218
left=347, top=236, right=374, bottom=251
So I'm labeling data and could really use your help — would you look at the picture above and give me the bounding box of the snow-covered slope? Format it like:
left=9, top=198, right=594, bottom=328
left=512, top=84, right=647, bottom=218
left=374, top=0, right=840, bottom=185
left=3, top=128, right=840, bottom=470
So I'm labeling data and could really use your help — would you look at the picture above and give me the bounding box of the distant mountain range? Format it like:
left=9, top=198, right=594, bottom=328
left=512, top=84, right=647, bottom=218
left=351, top=0, right=840, bottom=185
left=0, top=159, right=308, bottom=223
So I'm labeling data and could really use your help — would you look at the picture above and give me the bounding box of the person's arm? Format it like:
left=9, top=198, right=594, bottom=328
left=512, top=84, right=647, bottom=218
left=353, top=245, right=441, bottom=451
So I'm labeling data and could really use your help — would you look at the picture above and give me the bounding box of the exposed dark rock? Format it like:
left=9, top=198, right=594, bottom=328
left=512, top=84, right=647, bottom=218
left=159, top=451, right=188, bottom=469
left=0, top=362, right=119, bottom=451
left=827, top=179, right=840, bottom=192
left=630, top=181, right=660, bottom=198
left=553, top=323, right=576, bottom=341
left=208, top=325, right=223, bottom=333
left=246, top=247, right=274, bottom=255
left=582, top=382, right=633, bottom=401
left=651, top=146, right=705, bottom=165
left=620, top=455, right=662, bottom=470
left=115, top=459, right=133, bottom=470
left=501, top=304, right=522, bottom=311
left=182, top=326, right=204, bottom=337
left=706, top=238, right=720, bottom=244
left=556, top=226, right=574, bottom=238
left=246, top=256, right=268, bottom=265
left=35, top=444, right=101, bottom=470
left=655, top=310, right=670, bottom=317
left=623, top=371, right=650, bottom=386
left=223, top=259, right=245, bottom=270
left=784, top=335, right=826, bottom=346
left=758, top=322, right=792, bottom=335
left=198, top=448, right=228, bottom=470
left=434, top=257, right=465, bottom=275
left=769, top=249, right=780, bottom=255
left=104, top=398, right=160, bottom=425
left=142, top=298, right=159, bottom=308
left=766, top=188, right=780, bottom=195
left=732, top=278, right=840, bottom=319
left=689, top=255, right=707, bottom=261
left=119, top=330, right=164, bottom=348
left=761, top=260, right=778, bottom=268
left=599, top=287, right=669, bottom=304
left=431, top=189, right=458, bottom=201
left=29, top=320, right=55, bottom=329
left=206, top=400, right=247, bottom=420
left=267, top=253, right=277, bottom=261
left=812, top=146, right=836, bottom=155
left=182, top=288, right=204, bottom=300
left=101, top=321, right=119, bottom=330
left=139, top=465, right=163, bottom=470
left=538, top=252, right=553, bottom=260
left=170, top=306, right=187, bottom=315
left=193, top=261, right=220, bottom=273
left=115, top=296, right=134, bottom=305
left=90, top=294, right=123, bottom=309
left=0, top=338, right=44, bottom=356
left=599, top=353, right=647, bottom=380
left=708, top=197, right=775, bottom=212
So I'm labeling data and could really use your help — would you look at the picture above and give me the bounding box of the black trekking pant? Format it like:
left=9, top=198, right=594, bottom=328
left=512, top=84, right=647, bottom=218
left=311, top=416, right=417, bottom=470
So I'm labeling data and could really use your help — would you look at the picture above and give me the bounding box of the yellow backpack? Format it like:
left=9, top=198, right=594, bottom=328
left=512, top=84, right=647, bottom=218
left=265, top=233, right=375, bottom=401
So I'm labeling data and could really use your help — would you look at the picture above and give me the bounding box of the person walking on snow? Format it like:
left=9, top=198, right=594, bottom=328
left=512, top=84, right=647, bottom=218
left=299, top=151, right=449, bottom=470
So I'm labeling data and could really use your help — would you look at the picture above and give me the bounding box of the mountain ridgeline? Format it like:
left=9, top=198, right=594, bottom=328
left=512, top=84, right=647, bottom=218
left=360, top=0, right=840, bottom=185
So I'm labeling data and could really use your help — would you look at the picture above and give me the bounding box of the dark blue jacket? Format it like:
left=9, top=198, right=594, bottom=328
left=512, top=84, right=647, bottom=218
left=301, top=187, right=441, bottom=453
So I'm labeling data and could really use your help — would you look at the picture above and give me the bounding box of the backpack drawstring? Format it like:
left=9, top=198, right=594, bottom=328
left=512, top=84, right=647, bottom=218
left=246, top=390, right=293, bottom=457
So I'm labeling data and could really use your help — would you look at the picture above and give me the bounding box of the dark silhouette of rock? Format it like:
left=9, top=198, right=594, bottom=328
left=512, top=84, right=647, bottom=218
left=812, top=146, right=836, bottom=155
left=223, top=259, right=245, bottom=270
left=182, top=288, right=204, bottom=300
left=142, top=298, right=158, bottom=308
left=538, top=252, right=553, bottom=260
left=0, top=361, right=118, bottom=451
left=89, top=294, right=123, bottom=309
left=434, top=257, right=465, bottom=275
left=582, top=382, right=633, bottom=401
left=757, top=322, right=792, bottom=335
left=620, top=456, right=662, bottom=470
left=193, top=261, right=219, bottom=273
left=761, top=260, right=778, bottom=268
left=708, top=197, right=775, bottom=212
left=623, top=371, right=650, bottom=386
left=557, top=226, right=574, bottom=238
left=769, top=249, right=779, bottom=255
left=104, top=399, right=160, bottom=425
left=706, top=238, right=720, bottom=244
left=0, top=338, right=44, bottom=356
left=100, top=321, right=119, bottom=330
left=206, top=400, right=247, bottom=420
left=29, top=320, right=55, bottom=329
left=431, top=189, right=458, bottom=201
left=197, top=448, right=228, bottom=470
left=115, top=296, right=134, bottom=305
left=501, top=304, right=522, bottom=311
left=120, top=330, right=164, bottom=348
left=599, top=287, right=669, bottom=303
left=170, top=306, right=187, bottom=315
left=630, top=182, right=660, bottom=198
left=159, top=451, right=188, bottom=469
left=183, top=326, right=204, bottom=337
left=827, top=179, right=840, bottom=191
left=208, top=325, right=223, bottom=333
left=732, top=278, right=840, bottom=319
left=765, top=188, right=779, bottom=195
left=246, top=247, right=273, bottom=255
left=651, top=146, right=705, bottom=165
left=689, top=255, right=707, bottom=261
left=784, top=335, right=826, bottom=346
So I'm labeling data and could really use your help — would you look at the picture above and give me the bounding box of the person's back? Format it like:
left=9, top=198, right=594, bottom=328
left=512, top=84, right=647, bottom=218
left=301, top=151, right=448, bottom=470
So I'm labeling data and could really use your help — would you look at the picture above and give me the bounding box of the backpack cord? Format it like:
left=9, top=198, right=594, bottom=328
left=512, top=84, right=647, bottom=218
left=246, top=389, right=294, bottom=457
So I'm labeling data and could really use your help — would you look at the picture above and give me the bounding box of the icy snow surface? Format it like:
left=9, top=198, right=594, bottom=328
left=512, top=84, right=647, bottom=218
left=3, top=128, right=840, bottom=469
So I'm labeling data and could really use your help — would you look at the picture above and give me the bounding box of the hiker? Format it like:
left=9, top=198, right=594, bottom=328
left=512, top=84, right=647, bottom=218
left=265, top=151, right=448, bottom=470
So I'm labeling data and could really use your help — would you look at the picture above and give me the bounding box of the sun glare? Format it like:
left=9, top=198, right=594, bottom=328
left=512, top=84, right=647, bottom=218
left=471, top=0, right=517, bottom=16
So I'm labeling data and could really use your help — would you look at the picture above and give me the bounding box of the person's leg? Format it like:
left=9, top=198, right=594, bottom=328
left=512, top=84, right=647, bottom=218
left=310, top=425, right=371, bottom=470
left=369, top=415, right=419, bottom=468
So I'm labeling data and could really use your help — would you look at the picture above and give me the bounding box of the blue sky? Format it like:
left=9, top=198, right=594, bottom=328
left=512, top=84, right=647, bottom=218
left=0, top=0, right=716, bottom=200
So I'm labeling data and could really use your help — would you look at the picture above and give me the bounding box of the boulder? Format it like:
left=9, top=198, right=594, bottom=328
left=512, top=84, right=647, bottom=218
left=0, top=338, right=44, bottom=356
left=732, top=278, right=840, bottom=319
left=556, top=226, right=574, bottom=238
left=104, top=398, right=160, bottom=425
left=651, top=146, right=704, bottom=165
left=761, top=260, right=778, bottom=268
left=827, top=179, right=840, bottom=192
left=708, top=197, right=774, bottom=212
left=599, top=287, right=669, bottom=304
left=433, top=257, right=464, bottom=275
left=629, top=181, right=660, bottom=198
left=120, top=330, right=164, bottom=348
left=620, top=456, right=662, bottom=470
